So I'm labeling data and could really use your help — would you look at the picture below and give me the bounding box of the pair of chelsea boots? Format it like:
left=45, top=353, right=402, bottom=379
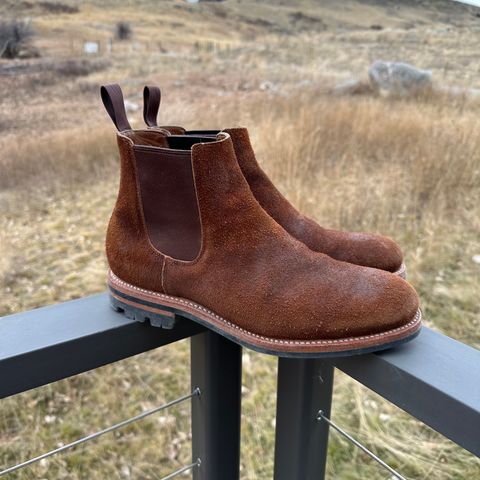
left=102, top=84, right=421, bottom=357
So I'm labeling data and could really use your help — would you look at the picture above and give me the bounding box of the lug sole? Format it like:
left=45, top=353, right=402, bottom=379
left=108, top=270, right=422, bottom=358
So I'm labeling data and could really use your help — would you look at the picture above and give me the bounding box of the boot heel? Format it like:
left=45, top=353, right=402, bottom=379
left=109, top=294, right=177, bottom=329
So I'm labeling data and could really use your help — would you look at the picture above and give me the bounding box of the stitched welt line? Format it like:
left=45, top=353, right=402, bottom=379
left=109, top=272, right=421, bottom=347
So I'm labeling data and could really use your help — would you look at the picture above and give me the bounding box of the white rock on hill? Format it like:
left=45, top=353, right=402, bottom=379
left=368, top=61, right=433, bottom=97
left=124, top=100, right=140, bottom=112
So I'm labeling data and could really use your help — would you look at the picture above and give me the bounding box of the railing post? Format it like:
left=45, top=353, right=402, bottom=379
left=273, top=358, right=334, bottom=480
left=191, top=331, right=242, bottom=480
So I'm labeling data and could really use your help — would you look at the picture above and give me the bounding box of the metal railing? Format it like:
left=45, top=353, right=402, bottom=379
left=0, top=293, right=242, bottom=480
left=0, top=389, right=200, bottom=478
left=273, top=327, right=480, bottom=479
left=1, top=292, right=479, bottom=479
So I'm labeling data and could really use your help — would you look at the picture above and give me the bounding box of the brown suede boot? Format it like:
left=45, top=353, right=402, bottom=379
left=101, top=84, right=421, bottom=357
left=143, top=85, right=407, bottom=278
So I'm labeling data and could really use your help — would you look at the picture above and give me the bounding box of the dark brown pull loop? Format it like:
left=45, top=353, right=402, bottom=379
left=100, top=84, right=132, bottom=131
left=143, top=85, right=161, bottom=127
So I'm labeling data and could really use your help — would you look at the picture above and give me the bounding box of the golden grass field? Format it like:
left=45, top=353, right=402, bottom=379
left=0, top=0, right=479, bottom=479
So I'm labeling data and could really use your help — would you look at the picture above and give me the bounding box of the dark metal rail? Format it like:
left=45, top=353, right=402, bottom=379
left=0, top=293, right=205, bottom=399
left=1, top=293, right=479, bottom=479
left=273, top=328, right=480, bottom=479
left=0, top=293, right=242, bottom=480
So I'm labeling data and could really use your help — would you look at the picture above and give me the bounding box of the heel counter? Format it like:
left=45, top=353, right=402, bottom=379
left=106, top=134, right=141, bottom=275
left=106, top=134, right=166, bottom=293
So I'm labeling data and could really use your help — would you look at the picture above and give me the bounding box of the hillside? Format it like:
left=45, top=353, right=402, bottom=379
left=1, top=0, right=480, bottom=139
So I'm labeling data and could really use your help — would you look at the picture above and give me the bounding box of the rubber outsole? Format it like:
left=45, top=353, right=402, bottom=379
left=108, top=272, right=422, bottom=359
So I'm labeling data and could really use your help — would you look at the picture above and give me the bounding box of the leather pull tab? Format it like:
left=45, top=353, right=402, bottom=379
left=143, top=85, right=161, bottom=127
left=100, top=84, right=132, bottom=131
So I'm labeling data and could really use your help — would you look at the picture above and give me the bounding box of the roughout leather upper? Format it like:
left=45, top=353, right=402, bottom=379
left=223, top=127, right=404, bottom=273
left=106, top=131, right=419, bottom=341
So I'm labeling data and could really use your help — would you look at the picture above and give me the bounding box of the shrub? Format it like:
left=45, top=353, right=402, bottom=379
left=116, top=21, right=132, bottom=40
left=38, top=1, right=80, bottom=14
left=0, top=19, right=35, bottom=59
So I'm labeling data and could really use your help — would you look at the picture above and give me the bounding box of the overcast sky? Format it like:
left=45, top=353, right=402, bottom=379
left=454, top=0, right=480, bottom=7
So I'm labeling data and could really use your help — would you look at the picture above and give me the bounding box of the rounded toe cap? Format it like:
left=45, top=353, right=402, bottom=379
left=350, top=269, right=420, bottom=339
left=312, top=265, right=420, bottom=341
left=369, top=234, right=404, bottom=273
left=374, top=272, right=420, bottom=331
left=328, top=231, right=404, bottom=273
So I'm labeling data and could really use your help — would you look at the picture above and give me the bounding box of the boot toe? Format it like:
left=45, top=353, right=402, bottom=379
left=328, top=231, right=404, bottom=273
left=337, top=268, right=420, bottom=339
left=295, top=263, right=420, bottom=342
left=368, top=271, right=419, bottom=332
left=271, top=257, right=419, bottom=343
left=367, top=234, right=404, bottom=273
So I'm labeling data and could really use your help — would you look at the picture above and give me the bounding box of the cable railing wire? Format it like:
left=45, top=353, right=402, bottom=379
left=0, top=388, right=201, bottom=477
left=161, top=458, right=201, bottom=480
left=317, top=410, right=407, bottom=480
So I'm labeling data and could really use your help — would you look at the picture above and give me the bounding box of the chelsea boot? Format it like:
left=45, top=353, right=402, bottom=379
left=100, top=84, right=421, bottom=357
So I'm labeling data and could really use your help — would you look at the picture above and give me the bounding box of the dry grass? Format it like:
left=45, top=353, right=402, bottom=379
left=0, top=126, right=116, bottom=192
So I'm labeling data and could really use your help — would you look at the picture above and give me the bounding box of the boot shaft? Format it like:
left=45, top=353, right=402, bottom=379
left=101, top=84, right=260, bottom=280
left=101, top=85, right=208, bottom=290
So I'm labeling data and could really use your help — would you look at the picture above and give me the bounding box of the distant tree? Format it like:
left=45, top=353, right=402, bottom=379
left=116, top=21, right=132, bottom=41
left=0, top=19, right=35, bottom=59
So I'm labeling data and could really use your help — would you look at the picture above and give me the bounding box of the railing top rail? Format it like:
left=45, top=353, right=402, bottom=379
left=0, top=293, right=205, bottom=400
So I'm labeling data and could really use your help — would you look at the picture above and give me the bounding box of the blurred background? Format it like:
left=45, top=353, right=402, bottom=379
left=0, top=0, right=479, bottom=478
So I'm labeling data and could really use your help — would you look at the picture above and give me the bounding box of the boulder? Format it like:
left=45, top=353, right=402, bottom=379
left=368, top=61, right=432, bottom=97
left=124, top=100, right=140, bottom=112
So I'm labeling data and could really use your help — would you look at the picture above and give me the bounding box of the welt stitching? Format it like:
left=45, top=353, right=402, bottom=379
left=109, top=272, right=422, bottom=347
